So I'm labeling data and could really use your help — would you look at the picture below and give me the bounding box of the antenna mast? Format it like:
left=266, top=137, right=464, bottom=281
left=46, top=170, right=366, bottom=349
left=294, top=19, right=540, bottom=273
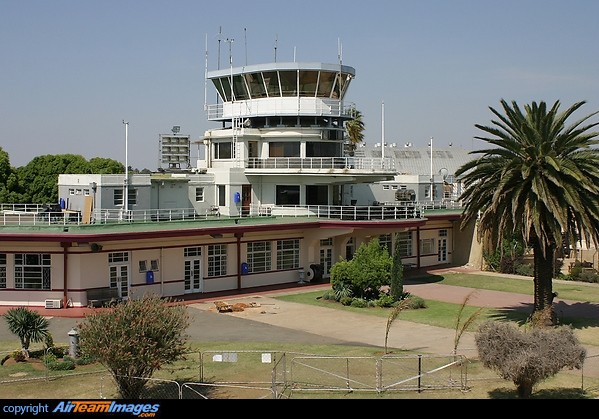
left=274, top=34, right=278, bottom=62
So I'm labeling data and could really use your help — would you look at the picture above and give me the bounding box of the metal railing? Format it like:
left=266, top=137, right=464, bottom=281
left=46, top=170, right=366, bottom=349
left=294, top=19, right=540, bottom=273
left=0, top=201, right=462, bottom=226
left=245, top=156, right=395, bottom=171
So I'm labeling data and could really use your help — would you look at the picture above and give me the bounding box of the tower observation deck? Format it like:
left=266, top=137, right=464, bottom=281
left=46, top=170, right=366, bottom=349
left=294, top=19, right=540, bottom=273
left=205, top=62, right=356, bottom=122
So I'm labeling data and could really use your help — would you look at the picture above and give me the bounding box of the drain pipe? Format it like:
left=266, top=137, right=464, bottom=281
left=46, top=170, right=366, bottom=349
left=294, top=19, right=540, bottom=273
left=61, top=242, right=70, bottom=308
left=235, top=232, right=243, bottom=290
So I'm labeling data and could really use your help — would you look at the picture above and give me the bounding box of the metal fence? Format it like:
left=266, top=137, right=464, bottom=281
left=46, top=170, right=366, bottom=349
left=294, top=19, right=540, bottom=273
left=2, top=349, right=599, bottom=399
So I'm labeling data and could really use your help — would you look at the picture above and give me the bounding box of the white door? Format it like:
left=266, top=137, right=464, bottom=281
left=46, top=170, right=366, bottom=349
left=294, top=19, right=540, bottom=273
left=109, top=264, right=129, bottom=299
left=185, top=259, right=202, bottom=293
left=438, top=238, right=448, bottom=263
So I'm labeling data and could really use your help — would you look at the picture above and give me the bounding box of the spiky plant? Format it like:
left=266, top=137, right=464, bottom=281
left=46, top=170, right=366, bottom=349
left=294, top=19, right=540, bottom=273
left=4, top=307, right=50, bottom=357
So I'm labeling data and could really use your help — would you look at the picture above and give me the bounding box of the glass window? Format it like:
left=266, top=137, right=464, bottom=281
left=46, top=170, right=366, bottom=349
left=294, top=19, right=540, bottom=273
left=298, top=71, right=318, bottom=96
left=276, top=185, right=300, bottom=205
left=247, top=241, right=272, bottom=273
left=420, top=238, right=435, bottom=255
left=277, top=239, right=300, bottom=270
left=196, top=187, right=204, bottom=202
left=379, top=234, right=392, bottom=255
left=14, top=254, right=51, bottom=290
left=278, top=71, right=297, bottom=96
left=317, top=71, right=336, bottom=97
left=208, top=244, right=227, bottom=277
left=215, top=142, right=233, bottom=159
left=244, top=72, right=267, bottom=98
left=306, top=142, right=340, bottom=157
left=232, top=74, right=249, bottom=100
left=128, top=188, right=137, bottom=205
left=139, top=260, right=148, bottom=272
left=262, top=71, right=280, bottom=97
left=114, top=189, right=123, bottom=206
left=397, top=232, right=413, bottom=258
left=184, top=247, right=202, bottom=257
left=108, top=252, right=129, bottom=263
left=269, top=142, right=300, bottom=157
left=218, top=185, right=226, bottom=206
left=0, top=254, right=6, bottom=288
left=439, top=229, right=448, bottom=237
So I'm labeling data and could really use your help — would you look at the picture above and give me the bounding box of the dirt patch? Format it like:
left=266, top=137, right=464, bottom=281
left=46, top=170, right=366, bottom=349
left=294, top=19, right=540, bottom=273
left=2, top=356, right=46, bottom=370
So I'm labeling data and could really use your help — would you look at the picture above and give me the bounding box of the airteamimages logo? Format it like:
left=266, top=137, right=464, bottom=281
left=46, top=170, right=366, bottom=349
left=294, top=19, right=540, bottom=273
left=52, top=401, right=160, bottom=417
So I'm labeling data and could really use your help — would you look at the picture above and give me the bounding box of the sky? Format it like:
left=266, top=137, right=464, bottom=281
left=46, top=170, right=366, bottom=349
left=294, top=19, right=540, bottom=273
left=2, top=0, right=599, bottom=171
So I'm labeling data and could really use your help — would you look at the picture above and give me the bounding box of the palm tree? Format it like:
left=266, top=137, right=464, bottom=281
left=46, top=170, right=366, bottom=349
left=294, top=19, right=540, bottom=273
left=456, top=100, right=599, bottom=324
left=4, top=307, right=50, bottom=356
left=345, top=109, right=365, bottom=155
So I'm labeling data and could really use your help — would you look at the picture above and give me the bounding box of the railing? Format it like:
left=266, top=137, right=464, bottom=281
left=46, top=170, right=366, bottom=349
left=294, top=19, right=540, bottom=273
left=245, top=157, right=395, bottom=171
left=205, top=98, right=355, bottom=120
left=0, top=202, right=462, bottom=226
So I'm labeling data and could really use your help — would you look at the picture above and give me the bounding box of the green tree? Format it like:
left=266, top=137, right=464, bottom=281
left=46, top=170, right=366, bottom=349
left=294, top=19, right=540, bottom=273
left=345, top=109, right=365, bottom=155
left=4, top=307, right=50, bottom=357
left=330, top=238, right=391, bottom=299
left=456, top=100, right=599, bottom=324
left=77, top=294, right=190, bottom=399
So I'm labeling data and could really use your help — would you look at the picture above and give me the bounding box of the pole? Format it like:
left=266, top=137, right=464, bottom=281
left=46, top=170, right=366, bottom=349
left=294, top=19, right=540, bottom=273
left=430, top=137, right=433, bottom=202
left=381, top=101, right=385, bottom=163
left=123, top=120, right=129, bottom=217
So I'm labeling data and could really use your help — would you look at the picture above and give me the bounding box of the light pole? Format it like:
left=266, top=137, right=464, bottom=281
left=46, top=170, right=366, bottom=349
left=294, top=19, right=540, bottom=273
left=123, top=120, right=129, bottom=218
left=429, top=137, right=434, bottom=202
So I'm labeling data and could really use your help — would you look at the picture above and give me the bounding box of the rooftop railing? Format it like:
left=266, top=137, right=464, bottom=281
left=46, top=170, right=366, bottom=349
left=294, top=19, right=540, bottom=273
left=0, top=201, right=462, bottom=227
left=245, top=157, right=395, bottom=171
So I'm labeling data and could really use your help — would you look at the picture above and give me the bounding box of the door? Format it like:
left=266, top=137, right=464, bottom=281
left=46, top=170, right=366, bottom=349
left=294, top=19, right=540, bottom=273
left=438, top=238, right=448, bottom=263
left=109, top=264, right=129, bottom=299
left=242, top=184, right=251, bottom=216
left=320, top=238, right=334, bottom=278
left=185, top=258, right=202, bottom=293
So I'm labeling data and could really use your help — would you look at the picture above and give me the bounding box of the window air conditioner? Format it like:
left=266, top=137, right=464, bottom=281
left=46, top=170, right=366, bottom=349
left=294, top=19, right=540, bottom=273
left=45, top=299, right=63, bottom=309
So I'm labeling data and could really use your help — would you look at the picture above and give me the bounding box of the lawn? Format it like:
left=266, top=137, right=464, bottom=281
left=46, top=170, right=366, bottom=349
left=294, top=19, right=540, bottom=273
left=273, top=272, right=599, bottom=346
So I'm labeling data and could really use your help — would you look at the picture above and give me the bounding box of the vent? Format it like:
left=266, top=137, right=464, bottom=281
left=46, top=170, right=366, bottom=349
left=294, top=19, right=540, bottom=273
left=45, top=299, right=63, bottom=309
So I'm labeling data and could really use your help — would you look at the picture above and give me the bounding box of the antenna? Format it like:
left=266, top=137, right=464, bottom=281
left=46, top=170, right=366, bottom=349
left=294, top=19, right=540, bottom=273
left=293, top=46, right=296, bottom=62
left=216, top=26, right=223, bottom=70
left=204, top=33, right=208, bottom=111
left=244, top=28, right=248, bottom=66
left=274, top=34, right=278, bottom=62
left=338, top=38, right=343, bottom=65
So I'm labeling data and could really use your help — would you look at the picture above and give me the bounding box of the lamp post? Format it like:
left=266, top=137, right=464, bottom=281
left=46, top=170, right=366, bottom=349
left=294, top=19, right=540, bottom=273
left=429, top=137, right=434, bottom=202
left=123, top=120, right=129, bottom=218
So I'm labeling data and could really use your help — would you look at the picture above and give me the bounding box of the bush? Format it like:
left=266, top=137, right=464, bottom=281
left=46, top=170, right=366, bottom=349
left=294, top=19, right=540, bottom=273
left=78, top=293, right=190, bottom=399
left=514, top=263, right=534, bottom=277
left=578, top=270, right=599, bottom=283
left=47, top=357, right=75, bottom=371
left=403, top=295, right=426, bottom=309
left=376, top=294, right=395, bottom=308
left=475, top=320, right=586, bottom=398
left=340, top=296, right=353, bottom=306
left=350, top=298, right=368, bottom=308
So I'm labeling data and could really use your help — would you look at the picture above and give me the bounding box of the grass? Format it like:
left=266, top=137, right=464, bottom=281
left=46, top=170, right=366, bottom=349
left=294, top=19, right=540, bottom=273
left=273, top=272, right=599, bottom=346
left=2, top=271, right=599, bottom=399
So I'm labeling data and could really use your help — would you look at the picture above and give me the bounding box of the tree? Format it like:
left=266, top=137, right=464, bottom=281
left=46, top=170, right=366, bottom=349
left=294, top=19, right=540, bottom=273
left=330, top=238, right=391, bottom=299
left=345, top=109, right=365, bottom=155
left=4, top=307, right=50, bottom=357
left=475, top=320, right=585, bottom=398
left=456, top=100, right=599, bottom=324
left=77, top=294, right=190, bottom=398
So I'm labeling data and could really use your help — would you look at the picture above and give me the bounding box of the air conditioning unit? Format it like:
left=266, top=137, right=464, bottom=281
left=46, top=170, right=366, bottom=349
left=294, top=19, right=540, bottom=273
left=45, top=299, right=63, bottom=309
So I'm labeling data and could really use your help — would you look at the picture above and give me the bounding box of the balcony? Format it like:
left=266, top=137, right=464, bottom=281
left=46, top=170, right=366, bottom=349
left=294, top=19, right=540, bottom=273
left=244, top=157, right=395, bottom=173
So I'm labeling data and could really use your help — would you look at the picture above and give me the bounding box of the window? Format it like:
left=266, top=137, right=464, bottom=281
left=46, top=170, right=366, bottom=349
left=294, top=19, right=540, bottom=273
left=420, top=238, right=435, bottom=255
left=108, top=252, right=129, bottom=263
left=269, top=142, right=300, bottom=157
left=379, top=234, right=392, bottom=255
left=184, top=247, right=202, bottom=257
left=114, top=189, right=123, bottom=206
left=217, top=185, right=226, bottom=206
left=195, top=187, right=204, bottom=202
left=277, top=239, right=300, bottom=270
left=150, top=259, right=159, bottom=271
left=276, top=185, right=300, bottom=205
left=439, top=229, right=448, bottom=237
left=14, top=254, right=51, bottom=290
left=0, top=254, right=6, bottom=288
left=247, top=241, right=271, bottom=273
left=128, top=188, right=137, bottom=205
left=397, top=232, right=413, bottom=258
left=139, top=260, right=148, bottom=272
left=214, top=142, right=233, bottom=159
left=208, top=244, right=227, bottom=277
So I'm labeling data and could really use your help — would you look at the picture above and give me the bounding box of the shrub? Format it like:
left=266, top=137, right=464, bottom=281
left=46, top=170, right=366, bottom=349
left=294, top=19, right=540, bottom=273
left=340, top=296, right=353, bottom=306
left=77, top=293, right=190, bottom=399
left=350, top=298, right=368, bottom=308
left=403, top=295, right=426, bottom=310
left=376, top=294, right=395, bottom=308
left=578, top=270, right=599, bottom=283
left=475, top=320, right=586, bottom=398
left=4, top=307, right=49, bottom=357
left=514, top=263, right=534, bottom=277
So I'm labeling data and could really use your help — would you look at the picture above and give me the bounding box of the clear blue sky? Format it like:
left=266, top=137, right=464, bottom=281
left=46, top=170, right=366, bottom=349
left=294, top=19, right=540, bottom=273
left=2, top=0, right=599, bottom=170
